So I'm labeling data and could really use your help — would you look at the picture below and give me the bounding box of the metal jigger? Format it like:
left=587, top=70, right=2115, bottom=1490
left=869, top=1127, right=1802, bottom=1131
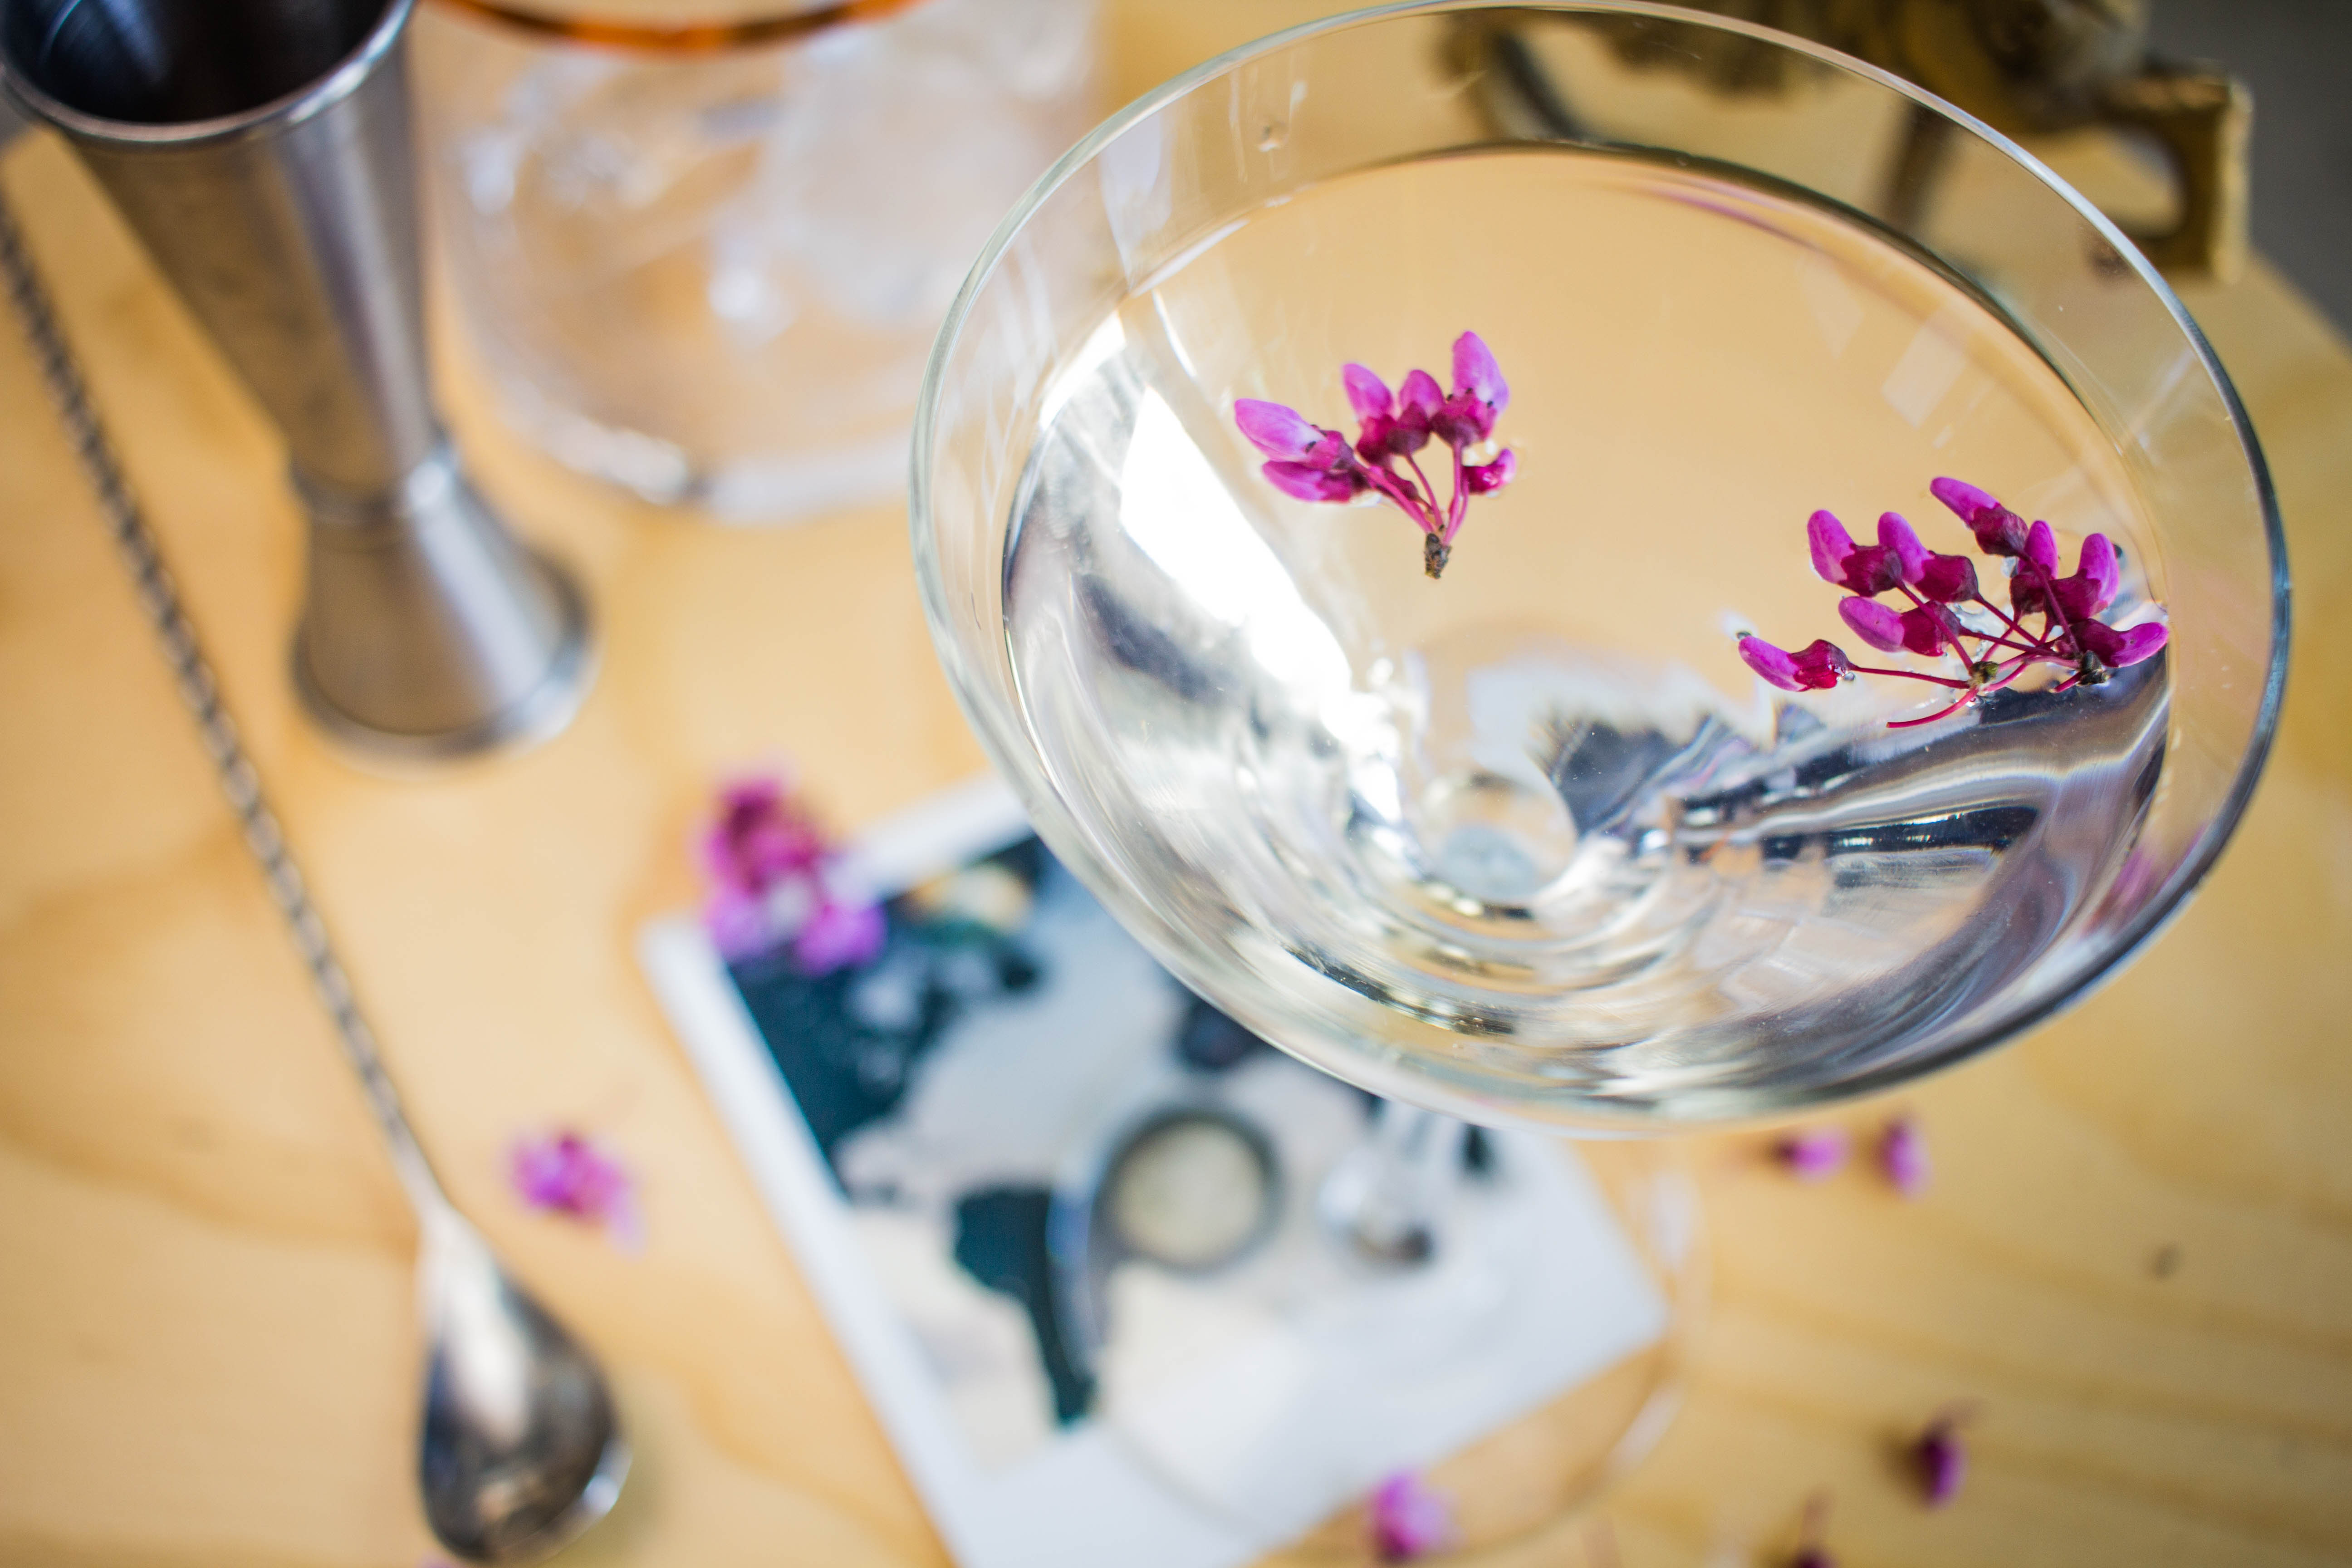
left=1, top=0, right=592, bottom=760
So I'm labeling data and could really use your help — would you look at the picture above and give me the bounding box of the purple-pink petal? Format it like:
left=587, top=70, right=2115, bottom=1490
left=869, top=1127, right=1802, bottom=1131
left=1807, top=509, right=1857, bottom=584
left=1342, top=363, right=1393, bottom=421
left=1450, top=330, right=1509, bottom=413
left=1234, top=397, right=1321, bottom=459
left=2024, top=520, right=2059, bottom=575
left=1464, top=447, right=1516, bottom=495
left=2076, top=533, right=2120, bottom=613
left=1897, top=605, right=1956, bottom=657
left=1917, top=552, right=1979, bottom=604
left=1838, top=595, right=1906, bottom=652
left=1263, top=460, right=1362, bottom=503
left=1775, top=1125, right=1850, bottom=1180
left=1929, top=476, right=2000, bottom=524
left=1397, top=368, right=1444, bottom=426
left=2108, top=621, right=2168, bottom=666
left=1739, top=633, right=1804, bottom=691
left=1878, top=512, right=1929, bottom=582
left=1369, top=1471, right=1454, bottom=1561
left=1880, top=1114, right=1930, bottom=1198
left=794, top=899, right=887, bottom=976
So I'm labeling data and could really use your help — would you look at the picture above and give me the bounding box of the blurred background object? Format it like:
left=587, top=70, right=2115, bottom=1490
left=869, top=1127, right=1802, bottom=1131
left=1462, top=0, right=2252, bottom=276
left=412, top=0, right=1100, bottom=521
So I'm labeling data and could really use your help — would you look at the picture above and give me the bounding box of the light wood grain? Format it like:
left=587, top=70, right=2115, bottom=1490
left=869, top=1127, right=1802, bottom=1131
left=2, top=5, right=2349, bottom=1564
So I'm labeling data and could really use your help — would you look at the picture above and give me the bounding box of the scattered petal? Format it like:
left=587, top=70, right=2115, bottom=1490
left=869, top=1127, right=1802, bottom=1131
left=1838, top=595, right=1907, bottom=652
left=1880, top=1113, right=1930, bottom=1197
left=1774, top=1125, right=1850, bottom=1180
left=1234, top=397, right=1323, bottom=459
left=1792, top=1491, right=1835, bottom=1568
left=698, top=770, right=880, bottom=976
left=510, top=1132, right=642, bottom=1251
left=1914, top=1411, right=1973, bottom=1506
left=1878, top=512, right=1929, bottom=582
left=1370, top=1470, right=1455, bottom=1562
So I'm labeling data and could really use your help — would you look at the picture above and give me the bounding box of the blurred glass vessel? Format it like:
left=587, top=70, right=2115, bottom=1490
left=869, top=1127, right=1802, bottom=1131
left=912, top=2, right=2288, bottom=1134
left=416, top=0, right=1098, bottom=519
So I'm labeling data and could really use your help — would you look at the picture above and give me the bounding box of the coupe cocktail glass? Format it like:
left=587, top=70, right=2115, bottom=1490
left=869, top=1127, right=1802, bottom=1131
left=913, top=1, right=2285, bottom=1551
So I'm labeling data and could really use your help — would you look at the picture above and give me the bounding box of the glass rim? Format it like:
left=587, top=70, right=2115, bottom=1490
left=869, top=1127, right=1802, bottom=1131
left=910, top=0, right=2291, bottom=1128
left=423, top=0, right=925, bottom=55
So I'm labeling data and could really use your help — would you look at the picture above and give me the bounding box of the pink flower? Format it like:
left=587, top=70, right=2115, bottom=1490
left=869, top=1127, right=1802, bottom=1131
left=2023, top=519, right=2060, bottom=575
left=1878, top=512, right=1929, bottom=581
left=1369, top=1471, right=1455, bottom=1561
left=1879, top=1113, right=1930, bottom=1197
left=1807, top=510, right=1917, bottom=596
left=510, top=1131, right=642, bottom=1251
left=2068, top=533, right=2122, bottom=615
left=1893, top=604, right=1958, bottom=657
left=1916, top=551, right=1979, bottom=604
left=1930, top=475, right=2029, bottom=557
left=1430, top=330, right=1509, bottom=443
left=1264, top=461, right=1366, bottom=503
left=1343, top=363, right=1392, bottom=421
left=1838, top=596, right=1906, bottom=653
left=1774, top=1125, right=1850, bottom=1180
left=2075, top=617, right=2169, bottom=668
left=1236, top=333, right=1515, bottom=578
left=1234, top=397, right=1328, bottom=460
left=1739, top=635, right=1852, bottom=692
left=1465, top=448, right=1517, bottom=495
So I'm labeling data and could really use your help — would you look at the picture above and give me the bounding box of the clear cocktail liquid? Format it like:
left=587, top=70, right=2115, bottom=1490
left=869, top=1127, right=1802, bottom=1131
left=1003, top=147, right=2167, bottom=1117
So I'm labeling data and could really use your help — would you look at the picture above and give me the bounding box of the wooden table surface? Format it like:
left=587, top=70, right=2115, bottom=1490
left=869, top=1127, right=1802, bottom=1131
left=3, top=7, right=2349, bottom=1565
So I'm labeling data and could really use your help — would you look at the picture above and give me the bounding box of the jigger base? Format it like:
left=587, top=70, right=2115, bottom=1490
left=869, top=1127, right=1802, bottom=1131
left=292, top=550, right=596, bottom=765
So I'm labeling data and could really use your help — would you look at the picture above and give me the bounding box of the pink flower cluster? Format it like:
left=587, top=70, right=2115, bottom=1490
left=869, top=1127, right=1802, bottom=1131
left=701, top=774, right=885, bottom=973
left=1234, top=331, right=1515, bottom=578
left=1738, top=479, right=2168, bottom=728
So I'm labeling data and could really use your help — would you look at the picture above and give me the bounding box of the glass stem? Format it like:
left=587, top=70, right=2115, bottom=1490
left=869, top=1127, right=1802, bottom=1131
left=1319, top=1099, right=1470, bottom=1268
